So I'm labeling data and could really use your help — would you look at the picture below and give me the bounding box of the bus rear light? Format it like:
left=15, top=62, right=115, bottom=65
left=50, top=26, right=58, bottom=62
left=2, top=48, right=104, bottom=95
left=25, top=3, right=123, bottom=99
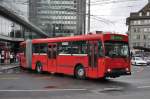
left=107, top=69, right=111, bottom=72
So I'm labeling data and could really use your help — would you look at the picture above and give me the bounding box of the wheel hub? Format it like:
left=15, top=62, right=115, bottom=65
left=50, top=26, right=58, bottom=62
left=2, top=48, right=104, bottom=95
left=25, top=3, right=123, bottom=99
left=78, top=69, right=84, bottom=76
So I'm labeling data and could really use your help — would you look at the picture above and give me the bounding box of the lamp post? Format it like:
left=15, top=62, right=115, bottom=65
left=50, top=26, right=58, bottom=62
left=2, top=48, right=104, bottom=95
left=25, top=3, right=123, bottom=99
left=88, top=0, right=91, bottom=33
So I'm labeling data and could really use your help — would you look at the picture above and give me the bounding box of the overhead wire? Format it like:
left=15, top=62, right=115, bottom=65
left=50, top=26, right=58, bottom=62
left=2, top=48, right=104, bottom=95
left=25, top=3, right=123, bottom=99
left=89, top=0, right=141, bottom=5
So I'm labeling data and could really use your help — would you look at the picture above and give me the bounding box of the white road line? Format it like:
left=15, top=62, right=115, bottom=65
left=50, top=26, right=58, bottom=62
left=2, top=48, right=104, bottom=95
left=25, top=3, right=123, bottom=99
left=137, top=86, right=150, bottom=89
left=0, top=77, right=19, bottom=80
left=0, top=89, right=87, bottom=92
left=102, top=87, right=124, bottom=91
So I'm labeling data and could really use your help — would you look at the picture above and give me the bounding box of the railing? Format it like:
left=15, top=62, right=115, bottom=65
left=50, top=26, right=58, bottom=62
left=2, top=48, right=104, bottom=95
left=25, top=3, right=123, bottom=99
left=0, top=34, right=24, bottom=42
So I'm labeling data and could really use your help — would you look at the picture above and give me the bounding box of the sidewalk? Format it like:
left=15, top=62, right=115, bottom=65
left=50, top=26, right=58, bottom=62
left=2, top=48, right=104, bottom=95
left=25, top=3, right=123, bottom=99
left=0, top=63, right=19, bottom=71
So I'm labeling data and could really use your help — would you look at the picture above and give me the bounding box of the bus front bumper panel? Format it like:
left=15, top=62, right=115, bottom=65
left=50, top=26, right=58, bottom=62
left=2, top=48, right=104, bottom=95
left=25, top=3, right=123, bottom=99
left=105, top=69, right=131, bottom=78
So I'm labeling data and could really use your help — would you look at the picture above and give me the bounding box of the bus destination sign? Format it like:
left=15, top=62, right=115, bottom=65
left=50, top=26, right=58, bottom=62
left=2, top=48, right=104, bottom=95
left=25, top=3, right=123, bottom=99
left=111, top=35, right=123, bottom=40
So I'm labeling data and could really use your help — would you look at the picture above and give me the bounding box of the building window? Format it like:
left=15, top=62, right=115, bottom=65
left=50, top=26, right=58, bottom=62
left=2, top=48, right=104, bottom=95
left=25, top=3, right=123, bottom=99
left=144, top=43, right=146, bottom=47
left=143, top=35, right=147, bottom=40
left=132, top=28, right=140, bottom=33
left=139, top=12, right=142, bottom=16
left=136, top=35, right=140, bottom=40
left=147, top=12, right=150, bottom=16
left=133, top=28, right=137, bottom=33
left=133, top=42, right=140, bottom=47
left=144, top=28, right=148, bottom=32
left=133, top=43, right=136, bottom=46
left=137, top=42, right=140, bottom=46
left=148, top=35, right=150, bottom=40
left=137, top=20, right=141, bottom=25
left=134, top=21, right=137, bottom=25
left=133, top=36, right=137, bottom=40
left=149, top=20, right=150, bottom=24
left=133, top=20, right=141, bottom=25
left=144, top=20, right=148, bottom=24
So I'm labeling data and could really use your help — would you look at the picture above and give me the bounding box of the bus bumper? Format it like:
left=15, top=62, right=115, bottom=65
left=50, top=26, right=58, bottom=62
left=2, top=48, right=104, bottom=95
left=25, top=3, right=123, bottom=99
left=105, top=69, right=131, bottom=78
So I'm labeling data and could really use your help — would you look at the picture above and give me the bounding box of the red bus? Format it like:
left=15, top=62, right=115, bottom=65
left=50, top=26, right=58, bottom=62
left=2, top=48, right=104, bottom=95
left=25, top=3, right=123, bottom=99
left=20, top=33, right=131, bottom=79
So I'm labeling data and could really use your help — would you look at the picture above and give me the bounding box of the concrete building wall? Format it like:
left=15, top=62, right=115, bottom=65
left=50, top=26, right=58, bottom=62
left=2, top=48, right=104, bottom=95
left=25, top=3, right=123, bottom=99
left=128, top=19, right=150, bottom=49
left=29, top=0, right=86, bottom=37
left=127, top=2, right=150, bottom=49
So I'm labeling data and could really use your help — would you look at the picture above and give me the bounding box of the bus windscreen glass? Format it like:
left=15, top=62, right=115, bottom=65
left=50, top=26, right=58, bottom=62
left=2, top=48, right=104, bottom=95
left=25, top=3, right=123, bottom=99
left=105, top=41, right=129, bottom=58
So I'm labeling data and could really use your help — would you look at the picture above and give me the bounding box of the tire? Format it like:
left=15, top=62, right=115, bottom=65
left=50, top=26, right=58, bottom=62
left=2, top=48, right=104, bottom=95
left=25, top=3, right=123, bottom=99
left=75, top=66, right=86, bottom=80
left=99, top=77, right=108, bottom=81
left=36, top=62, right=42, bottom=74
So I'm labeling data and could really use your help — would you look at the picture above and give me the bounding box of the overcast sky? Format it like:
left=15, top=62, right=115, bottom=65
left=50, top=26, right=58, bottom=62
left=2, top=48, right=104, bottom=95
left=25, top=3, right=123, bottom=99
left=2, top=0, right=149, bottom=34
left=90, top=0, right=148, bottom=34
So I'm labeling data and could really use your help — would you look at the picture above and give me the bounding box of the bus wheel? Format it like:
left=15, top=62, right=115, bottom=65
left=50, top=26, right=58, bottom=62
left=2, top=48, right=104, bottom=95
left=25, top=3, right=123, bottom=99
left=36, top=62, right=42, bottom=74
left=75, top=66, right=86, bottom=80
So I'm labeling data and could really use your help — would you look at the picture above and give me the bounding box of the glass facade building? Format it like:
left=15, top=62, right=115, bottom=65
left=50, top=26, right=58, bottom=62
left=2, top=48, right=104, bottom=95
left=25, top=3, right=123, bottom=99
left=29, top=0, right=86, bottom=37
left=0, top=2, right=48, bottom=57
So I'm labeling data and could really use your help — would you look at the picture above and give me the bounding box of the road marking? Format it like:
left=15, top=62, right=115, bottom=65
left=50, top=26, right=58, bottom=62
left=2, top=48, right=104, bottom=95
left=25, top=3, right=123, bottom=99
left=137, top=68, right=144, bottom=73
left=34, top=77, right=52, bottom=79
left=137, top=86, right=150, bottom=89
left=0, top=89, right=87, bottom=92
left=0, top=77, right=19, bottom=80
left=102, top=87, right=124, bottom=91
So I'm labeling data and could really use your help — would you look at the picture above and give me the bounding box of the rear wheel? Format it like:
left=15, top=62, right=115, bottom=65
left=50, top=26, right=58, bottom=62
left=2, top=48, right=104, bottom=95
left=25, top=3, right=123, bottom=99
left=75, top=66, right=86, bottom=80
left=36, top=62, right=42, bottom=74
left=99, top=77, right=108, bottom=81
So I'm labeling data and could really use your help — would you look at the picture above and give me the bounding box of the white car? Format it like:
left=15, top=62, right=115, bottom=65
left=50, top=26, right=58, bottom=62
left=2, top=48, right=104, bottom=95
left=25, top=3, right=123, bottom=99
left=131, top=57, right=147, bottom=66
left=144, top=57, right=150, bottom=65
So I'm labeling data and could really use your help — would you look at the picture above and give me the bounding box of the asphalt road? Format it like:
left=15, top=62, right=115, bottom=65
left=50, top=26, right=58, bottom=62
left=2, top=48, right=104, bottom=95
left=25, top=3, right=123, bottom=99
left=0, top=65, right=150, bottom=99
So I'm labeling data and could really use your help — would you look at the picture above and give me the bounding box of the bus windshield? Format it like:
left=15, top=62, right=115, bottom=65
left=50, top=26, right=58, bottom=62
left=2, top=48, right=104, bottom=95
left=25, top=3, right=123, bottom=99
left=104, top=41, right=129, bottom=58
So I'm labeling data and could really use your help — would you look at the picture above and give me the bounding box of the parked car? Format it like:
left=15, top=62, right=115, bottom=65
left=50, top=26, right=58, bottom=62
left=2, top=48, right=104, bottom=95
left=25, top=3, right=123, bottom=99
left=144, top=57, right=150, bottom=65
left=131, top=57, right=147, bottom=66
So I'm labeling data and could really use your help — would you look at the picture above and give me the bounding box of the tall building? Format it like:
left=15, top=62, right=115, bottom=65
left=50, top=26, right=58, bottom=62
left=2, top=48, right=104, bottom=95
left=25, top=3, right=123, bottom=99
left=0, top=0, right=26, bottom=15
left=0, top=3, right=48, bottom=56
left=29, top=0, right=86, bottom=37
left=127, top=1, right=150, bottom=49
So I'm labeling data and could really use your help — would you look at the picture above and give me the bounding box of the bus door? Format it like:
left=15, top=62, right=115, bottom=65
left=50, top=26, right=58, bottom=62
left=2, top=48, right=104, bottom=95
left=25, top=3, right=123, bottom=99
left=47, top=43, right=57, bottom=72
left=88, top=41, right=98, bottom=78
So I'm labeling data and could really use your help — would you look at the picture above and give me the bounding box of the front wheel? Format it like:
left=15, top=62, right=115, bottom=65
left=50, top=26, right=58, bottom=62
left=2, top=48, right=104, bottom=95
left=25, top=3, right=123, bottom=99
left=75, top=66, right=86, bottom=80
left=36, top=62, right=42, bottom=74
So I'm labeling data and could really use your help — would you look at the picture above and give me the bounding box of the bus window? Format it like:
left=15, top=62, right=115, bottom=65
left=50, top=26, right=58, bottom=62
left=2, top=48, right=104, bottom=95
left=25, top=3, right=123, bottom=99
left=58, top=42, right=72, bottom=54
left=71, top=41, right=87, bottom=54
left=48, top=45, right=52, bottom=58
left=32, top=44, right=39, bottom=53
left=39, top=44, right=47, bottom=53
left=98, top=41, right=104, bottom=57
left=104, top=41, right=129, bottom=57
left=52, top=45, right=57, bottom=59
left=20, top=44, right=26, bottom=56
left=33, top=44, right=47, bottom=54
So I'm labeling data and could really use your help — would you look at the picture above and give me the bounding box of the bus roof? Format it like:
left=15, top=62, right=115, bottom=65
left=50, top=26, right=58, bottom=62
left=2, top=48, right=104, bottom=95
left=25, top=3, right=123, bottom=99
left=21, top=33, right=128, bottom=45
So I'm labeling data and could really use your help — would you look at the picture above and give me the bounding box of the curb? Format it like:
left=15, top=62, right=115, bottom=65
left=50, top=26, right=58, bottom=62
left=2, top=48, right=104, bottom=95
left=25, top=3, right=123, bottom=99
left=0, top=66, right=19, bottom=72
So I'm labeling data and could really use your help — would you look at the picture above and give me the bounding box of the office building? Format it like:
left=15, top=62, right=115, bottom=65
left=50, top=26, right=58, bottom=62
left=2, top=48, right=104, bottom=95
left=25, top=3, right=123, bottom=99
left=127, top=1, right=150, bottom=49
left=29, top=0, right=86, bottom=37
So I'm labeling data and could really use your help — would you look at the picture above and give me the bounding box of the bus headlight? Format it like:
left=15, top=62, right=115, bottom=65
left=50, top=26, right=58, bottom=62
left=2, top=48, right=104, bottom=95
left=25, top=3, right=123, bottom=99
left=125, top=68, right=129, bottom=71
left=107, top=69, right=111, bottom=72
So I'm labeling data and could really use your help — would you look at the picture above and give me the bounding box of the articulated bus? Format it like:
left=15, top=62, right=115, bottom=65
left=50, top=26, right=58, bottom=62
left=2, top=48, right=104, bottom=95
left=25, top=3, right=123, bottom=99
left=20, top=32, right=131, bottom=79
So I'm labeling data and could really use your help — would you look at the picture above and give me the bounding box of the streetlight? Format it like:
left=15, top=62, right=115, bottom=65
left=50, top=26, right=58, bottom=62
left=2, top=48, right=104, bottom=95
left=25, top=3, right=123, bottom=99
left=88, top=0, right=91, bottom=33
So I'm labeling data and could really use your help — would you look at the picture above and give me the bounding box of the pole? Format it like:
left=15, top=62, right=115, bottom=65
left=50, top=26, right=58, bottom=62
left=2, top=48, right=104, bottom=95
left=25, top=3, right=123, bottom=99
left=88, top=0, right=90, bottom=33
